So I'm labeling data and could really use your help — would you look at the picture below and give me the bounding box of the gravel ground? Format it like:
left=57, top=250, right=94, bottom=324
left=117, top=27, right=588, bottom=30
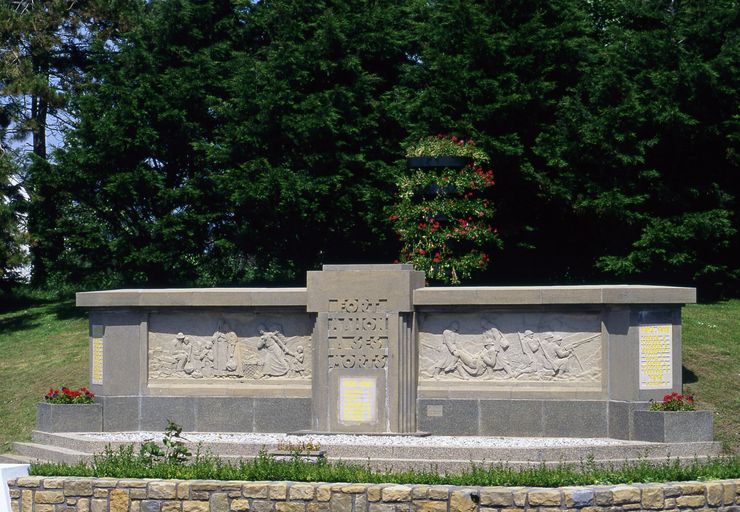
left=78, top=432, right=645, bottom=448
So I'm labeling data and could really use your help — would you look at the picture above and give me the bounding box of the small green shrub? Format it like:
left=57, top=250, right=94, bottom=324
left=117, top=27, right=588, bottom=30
left=139, top=420, right=192, bottom=465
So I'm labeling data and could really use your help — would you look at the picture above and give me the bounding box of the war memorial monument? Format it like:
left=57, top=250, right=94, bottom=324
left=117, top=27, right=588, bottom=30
left=8, top=264, right=718, bottom=469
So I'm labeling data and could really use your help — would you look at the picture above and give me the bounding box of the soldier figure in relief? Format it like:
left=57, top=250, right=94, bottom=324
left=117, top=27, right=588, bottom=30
left=542, top=332, right=571, bottom=376
left=192, top=338, right=215, bottom=378
left=480, top=320, right=513, bottom=378
left=516, top=330, right=553, bottom=378
left=171, top=332, right=194, bottom=374
left=431, top=322, right=462, bottom=377
left=257, top=324, right=304, bottom=377
left=212, top=322, right=239, bottom=372
left=290, top=345, right=305, bottom=376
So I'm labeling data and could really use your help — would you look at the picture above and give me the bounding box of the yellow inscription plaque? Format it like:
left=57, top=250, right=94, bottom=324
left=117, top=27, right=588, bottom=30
left=339, top=377, right=376, bottom=423
left=639, top=324, right=672, bottom=389
left=91, top=337, right=104, bottom=385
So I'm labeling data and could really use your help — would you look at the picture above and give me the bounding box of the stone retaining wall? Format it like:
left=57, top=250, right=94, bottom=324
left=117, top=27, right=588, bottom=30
left=8, top=476, right=740, bottom=512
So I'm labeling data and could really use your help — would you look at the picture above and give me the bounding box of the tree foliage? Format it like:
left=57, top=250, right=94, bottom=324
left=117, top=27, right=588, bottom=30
left=4, top=0, right=737, bottom=295
left=0, top=0, right=136, bottom=284
left=0, top=106, right=27, bottom=286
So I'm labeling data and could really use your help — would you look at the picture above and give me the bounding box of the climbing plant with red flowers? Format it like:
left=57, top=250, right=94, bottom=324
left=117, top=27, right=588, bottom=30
left=390, top=135, right=501, bottom=284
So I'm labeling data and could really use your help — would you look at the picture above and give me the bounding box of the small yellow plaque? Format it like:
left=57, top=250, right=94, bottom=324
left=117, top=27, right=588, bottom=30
left=339, top=377, right=376, bottom=423
left=639, top=324, right=672, bottom=389
left=91, top=337, right=104, bottom=385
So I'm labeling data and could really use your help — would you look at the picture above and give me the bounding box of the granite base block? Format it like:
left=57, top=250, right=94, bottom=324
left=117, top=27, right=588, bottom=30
left=418, top=399, right=479, bottom=436
left=254, top=398, right=312, bottom=432
left=542, top=400, right=607, bottom=438
left=101, top=396, right=140, bottom=432
left=36, top=403, right=103, bottom=432
left=633, top=410, right=713, bottom=443
left=140, top=397, right=197, bottom=432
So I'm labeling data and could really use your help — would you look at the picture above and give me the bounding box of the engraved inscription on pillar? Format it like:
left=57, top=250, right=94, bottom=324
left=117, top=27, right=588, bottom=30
left=327, top=298, right=388, bottom=370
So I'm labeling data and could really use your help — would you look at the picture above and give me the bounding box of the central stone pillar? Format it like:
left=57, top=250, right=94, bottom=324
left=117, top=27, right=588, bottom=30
left=307, top=265, right=425, bottom=433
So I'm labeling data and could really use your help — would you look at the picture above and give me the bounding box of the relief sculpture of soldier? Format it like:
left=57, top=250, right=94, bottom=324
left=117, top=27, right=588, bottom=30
left=191, top=338, right=215, bottom=378
left=150, top=332, right=206, bottom=378
left=516, top=330, right=551, bottom=377
left=256, top=324, right=306, bottom=378
left=430, top=322, right=462, bottom=377
left=213, top=322, right=239, bottom=373
left=478, top=320, right=513, bottom=377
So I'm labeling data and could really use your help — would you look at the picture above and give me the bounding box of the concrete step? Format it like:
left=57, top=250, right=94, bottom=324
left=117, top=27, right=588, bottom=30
left=33, top=430, right=724, bottom=461
left=0, top=453, right=35, bottom=464
left=13, top=442, right=92, bottom=465
left=32, top=431, right=124, bottom=454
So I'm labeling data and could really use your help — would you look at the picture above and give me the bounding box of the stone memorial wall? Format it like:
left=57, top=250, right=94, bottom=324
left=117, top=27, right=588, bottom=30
left=73, top=264, right=696, bottom=439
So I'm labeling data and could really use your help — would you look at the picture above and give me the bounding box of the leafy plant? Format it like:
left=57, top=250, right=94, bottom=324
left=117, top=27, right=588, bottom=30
left=650, top=392, right=697, bottom=412
left=391, top=134, right=501, bottom=284
left=44, top=387, right=95, bottom=404
left=139, top=420, right=192, bottom=465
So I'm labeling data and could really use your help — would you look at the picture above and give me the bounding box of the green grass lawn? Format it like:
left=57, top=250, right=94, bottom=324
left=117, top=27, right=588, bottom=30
left=682, top=300, right=740, bottom=454
left=0, top=294, right=88, bottom=453
left=0, top=294, right=737, bottom=454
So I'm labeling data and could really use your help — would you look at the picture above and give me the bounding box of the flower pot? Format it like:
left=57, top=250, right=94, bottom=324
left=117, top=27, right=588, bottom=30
left=37, top=402, right=103, bottom=432
left=407, top=156, right=471, bottom=169
left=632, top=410, right=713, bottom=443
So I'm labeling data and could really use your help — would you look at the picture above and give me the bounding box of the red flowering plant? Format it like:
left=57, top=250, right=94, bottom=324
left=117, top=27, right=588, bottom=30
left=389, top=134, right=502, bottom=284
left=649, top=392, right=696, bottom=411
left=45, top=386, right=95, bottom=404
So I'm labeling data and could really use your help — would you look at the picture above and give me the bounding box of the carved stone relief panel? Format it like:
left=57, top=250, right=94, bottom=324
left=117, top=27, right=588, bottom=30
left=418, top=312, right=601, bottom=382
left=148, top=312, right=312, bottom=381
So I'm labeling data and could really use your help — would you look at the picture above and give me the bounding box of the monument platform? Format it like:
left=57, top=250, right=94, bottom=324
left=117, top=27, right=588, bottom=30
left=2, top=431, right=723, bottom=473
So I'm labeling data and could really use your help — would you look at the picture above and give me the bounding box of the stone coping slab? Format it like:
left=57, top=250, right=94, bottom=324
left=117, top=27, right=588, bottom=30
left=76, top=288, right=308, bottom=307
left=76, top=284, right=696, bottom=308
left=8, top=476, right=739, bottom=512
left=414, top=285, right=696, bottom=305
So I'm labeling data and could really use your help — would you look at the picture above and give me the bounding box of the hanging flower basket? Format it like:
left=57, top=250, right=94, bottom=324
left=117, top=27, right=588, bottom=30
left=407, top=156, right=471, bottom=169
left=389, top=134, right=502, bottom=285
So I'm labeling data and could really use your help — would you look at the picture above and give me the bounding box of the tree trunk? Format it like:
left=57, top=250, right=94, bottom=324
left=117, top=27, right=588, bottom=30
left=28, top=55, right=57, bottom=286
